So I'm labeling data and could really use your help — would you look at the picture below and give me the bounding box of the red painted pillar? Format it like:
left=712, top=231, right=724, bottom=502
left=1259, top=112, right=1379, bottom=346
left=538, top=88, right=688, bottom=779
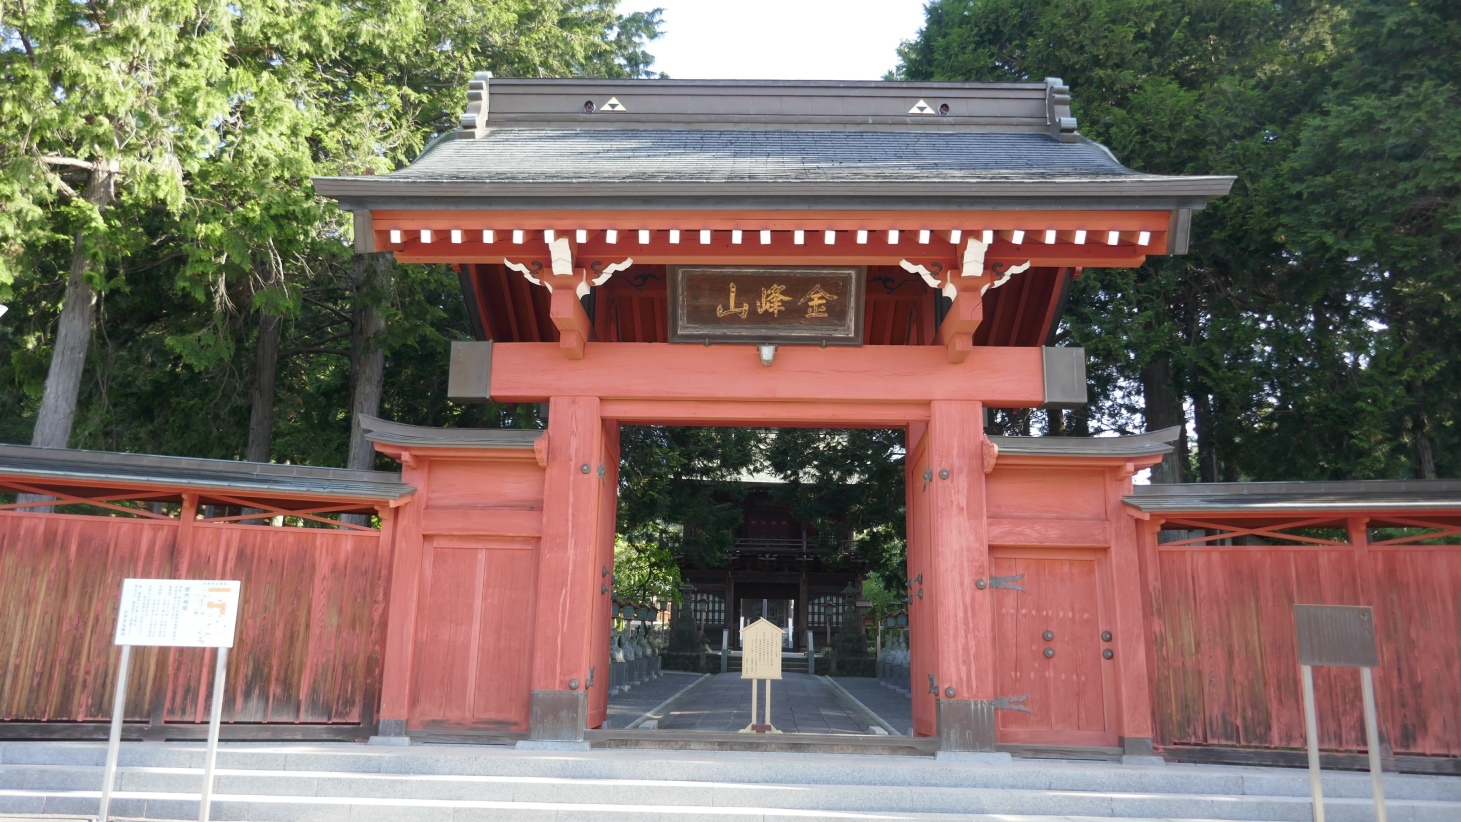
left=924, top=400, right=998, bottom=753
left=528, top=395, right=608, bottom=741
left=904, top=422, right=936, bottom=736
left=374, top=455, right=429, bottom=738
left=586, top=420, right=621, bottom=728
left=1105, top=465, right=1158, bottom=758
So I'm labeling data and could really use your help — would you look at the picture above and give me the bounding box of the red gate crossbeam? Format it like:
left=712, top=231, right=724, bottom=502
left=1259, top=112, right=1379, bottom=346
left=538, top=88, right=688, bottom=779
left=195, top=492, right=378, bottom=532
left=1157, top=516, right=1348, bottom=548
left=1367, top=516, right=1461, bottom=546
left=0, top=480, right=175, bottom=520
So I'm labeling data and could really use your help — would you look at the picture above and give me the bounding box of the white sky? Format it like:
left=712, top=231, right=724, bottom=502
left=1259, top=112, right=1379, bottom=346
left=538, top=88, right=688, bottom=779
left=617, top=0, right=929, bottom=81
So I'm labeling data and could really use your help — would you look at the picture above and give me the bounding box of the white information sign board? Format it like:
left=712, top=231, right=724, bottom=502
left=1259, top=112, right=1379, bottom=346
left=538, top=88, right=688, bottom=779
left=115, top=579, right=241, bottom=648
left=101, top=579, right=241, bottom=822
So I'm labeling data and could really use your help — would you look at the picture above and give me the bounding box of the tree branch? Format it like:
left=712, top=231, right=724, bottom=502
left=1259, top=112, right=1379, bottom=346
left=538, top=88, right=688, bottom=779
left=281, top=347, right=351, bottom=359
left=40, top=155, right=96, bottom=171
left=48, top=175, right=80, bottom=200
left=302, top=295, right=353, bottom=325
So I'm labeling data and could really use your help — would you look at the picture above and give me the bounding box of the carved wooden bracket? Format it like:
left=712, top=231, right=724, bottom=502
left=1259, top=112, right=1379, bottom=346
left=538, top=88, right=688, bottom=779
left=981, top=434, right=999, bottom=474
left=939, top=290, right=983, bottom=364
left=549, top=287, right=592, bottom=360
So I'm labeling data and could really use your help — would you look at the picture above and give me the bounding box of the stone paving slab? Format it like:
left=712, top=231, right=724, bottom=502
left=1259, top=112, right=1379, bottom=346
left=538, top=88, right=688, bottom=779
left=829, top=676, right=913, bottom=736
left=656, top=673, right=870, bottom=734
left=604, top=671, right=704, bottom=729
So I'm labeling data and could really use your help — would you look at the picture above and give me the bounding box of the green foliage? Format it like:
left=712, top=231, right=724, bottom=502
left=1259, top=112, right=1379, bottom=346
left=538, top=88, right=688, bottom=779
left=0, top=0, right=662, bottom=459
left=898, top=0, right=1459, bottom=480
left=612, top=534, right=681, bottom=604
left=617, top=425, right=760, bottom=567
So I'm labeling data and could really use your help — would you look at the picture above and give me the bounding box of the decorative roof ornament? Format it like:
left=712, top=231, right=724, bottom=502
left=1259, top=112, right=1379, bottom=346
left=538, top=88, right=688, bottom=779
left=460, top=71, right=491, bottom=138
left=908, top=99, right=934, bottom=115
left=583, top=259, right=633, bottom=298
left=505, top=237, right=632, bottom=297
left=504, top=258, right=549, bottom=292
left=1045, top=77, right=1078, bottom=143
left=900, top=260, right=955, bottom=299
left=601, top=96, right=626, bottom=112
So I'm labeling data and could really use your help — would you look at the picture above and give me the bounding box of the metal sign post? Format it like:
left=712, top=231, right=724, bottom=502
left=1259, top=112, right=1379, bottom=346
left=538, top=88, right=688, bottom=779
left=1294, top=604, right=1387, bottom=822
left=101, top=579, right=241, bottom=822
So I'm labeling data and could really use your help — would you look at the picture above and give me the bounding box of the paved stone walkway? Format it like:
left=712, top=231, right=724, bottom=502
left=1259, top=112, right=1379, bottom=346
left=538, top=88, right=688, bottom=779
left=830, top=675, right=913, bottom=736
left=656, top=672, right=874, bottom=734
left=603, top=670, right=703, bottom=729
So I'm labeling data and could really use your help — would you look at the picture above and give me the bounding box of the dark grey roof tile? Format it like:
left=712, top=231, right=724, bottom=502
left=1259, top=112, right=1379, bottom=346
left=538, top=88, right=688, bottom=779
left=379, top=129, right=1134, bottom=185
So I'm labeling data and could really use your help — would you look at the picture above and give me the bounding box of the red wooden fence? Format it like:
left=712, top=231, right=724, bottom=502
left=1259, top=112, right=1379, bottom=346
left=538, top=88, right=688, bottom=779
left=0, top=508, right=392, bottom=738
left=1144, top=515, right=1461, bottom=758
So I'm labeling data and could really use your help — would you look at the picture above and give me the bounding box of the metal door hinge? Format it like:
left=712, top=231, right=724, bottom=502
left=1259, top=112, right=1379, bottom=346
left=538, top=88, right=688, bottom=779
left=988, top=573, right=1026, bottom=592
left=994, top=694, right=1032, bottom=713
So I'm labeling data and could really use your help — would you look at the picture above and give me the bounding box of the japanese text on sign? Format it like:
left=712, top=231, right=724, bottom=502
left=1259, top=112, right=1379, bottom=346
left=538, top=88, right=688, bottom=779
left=114, top=579, right=241, bottom=648
left=740, top=618, right=784, bottom=680
left=670, top=266, right=864, bottom=345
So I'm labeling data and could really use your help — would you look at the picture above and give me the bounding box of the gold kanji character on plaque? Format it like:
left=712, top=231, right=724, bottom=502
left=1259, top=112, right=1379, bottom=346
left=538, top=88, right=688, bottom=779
left=757, top=283, right=791, bottom=316
left=716, top=283, right=749, bottom=318
left=798, top=284, right=838, bottom=318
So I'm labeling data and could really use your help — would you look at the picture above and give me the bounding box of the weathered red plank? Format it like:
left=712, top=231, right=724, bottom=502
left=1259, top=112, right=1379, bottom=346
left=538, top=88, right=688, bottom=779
left=0, top=510, right=388, bottom=731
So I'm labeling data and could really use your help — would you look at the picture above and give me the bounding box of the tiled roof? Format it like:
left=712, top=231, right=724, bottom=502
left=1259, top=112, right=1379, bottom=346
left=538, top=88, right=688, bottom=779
left=1127, top=479, right=1461, bottom=514
left=990, top=426, right=1179, bottom=458
left=0, top=443, right=410, bottom=501
left=313, top=78, right=1234, bottom=205
left=385, top=129, right=1135, bottom=185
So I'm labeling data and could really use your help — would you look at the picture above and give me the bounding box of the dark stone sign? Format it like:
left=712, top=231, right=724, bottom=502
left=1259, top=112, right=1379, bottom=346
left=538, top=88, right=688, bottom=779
left=668, top=266, right=864, bottom=345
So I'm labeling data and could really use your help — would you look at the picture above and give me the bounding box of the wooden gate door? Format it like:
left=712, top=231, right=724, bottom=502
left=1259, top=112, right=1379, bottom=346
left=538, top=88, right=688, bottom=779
left=991, top=547, right=1117, bottom=747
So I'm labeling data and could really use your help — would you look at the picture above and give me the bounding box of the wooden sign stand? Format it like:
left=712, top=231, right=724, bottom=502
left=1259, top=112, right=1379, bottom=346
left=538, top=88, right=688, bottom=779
left=738, top=618, right=784, bottom=734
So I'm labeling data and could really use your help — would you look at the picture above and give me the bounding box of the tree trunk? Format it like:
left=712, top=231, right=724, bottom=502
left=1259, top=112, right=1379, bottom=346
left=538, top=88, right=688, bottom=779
left=30, top=162, right=117, bottom=449
left=1142, top=354, right=1186, bottom=484
left=1192, top=392, right=1219, bottom=483
left=346, top=253, right=390, bottom=472
left=245, top=310, right=282, bottom=463
left=20, top=162, right=117, bottom=512
left=1412, top=413, right=1436, bottom=480
left=1047, top=407, right=1066, bottom=436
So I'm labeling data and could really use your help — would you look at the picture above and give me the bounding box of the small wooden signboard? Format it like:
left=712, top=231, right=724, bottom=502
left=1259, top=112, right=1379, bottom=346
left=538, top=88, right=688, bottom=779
left=739, top=618, right=784, bottom=733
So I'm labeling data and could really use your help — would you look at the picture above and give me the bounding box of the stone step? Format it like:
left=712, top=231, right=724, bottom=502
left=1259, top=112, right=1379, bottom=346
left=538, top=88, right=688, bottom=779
left=0, top=790, right=1413, bottom=822
left=3, top=741, right=1457, bottom=800
left=0, top=767, right=1453, bottom=822
left=0, top=742, right=1456, bottom=822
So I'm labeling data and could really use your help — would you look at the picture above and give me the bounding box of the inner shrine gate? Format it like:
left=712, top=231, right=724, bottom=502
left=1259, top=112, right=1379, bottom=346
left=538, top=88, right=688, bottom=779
left=315, top=76, right=1232, bottom=753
